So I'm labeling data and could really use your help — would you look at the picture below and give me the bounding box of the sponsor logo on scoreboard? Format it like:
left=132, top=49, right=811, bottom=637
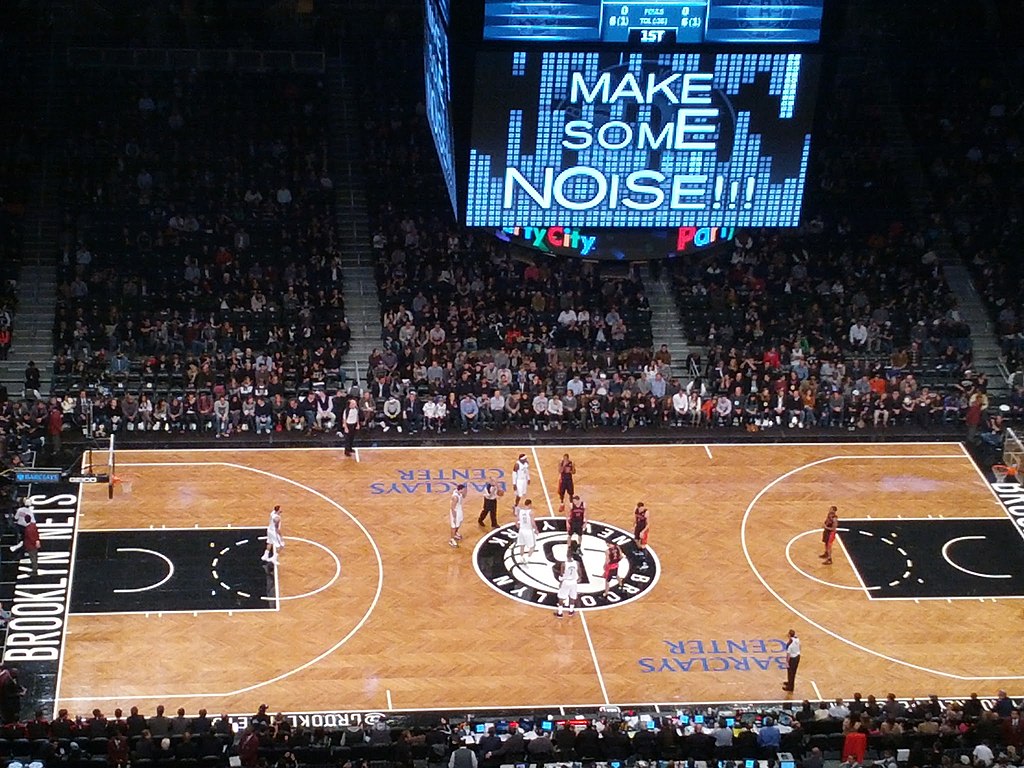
left=499, top=224, right=734, bottom=259
left=474, top=518, right=658, bottom=610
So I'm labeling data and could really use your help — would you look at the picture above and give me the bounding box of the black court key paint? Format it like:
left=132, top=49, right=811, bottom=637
left=70, top=529, right=275, bottom=613
left=838, top=518, right=1024, bottom=600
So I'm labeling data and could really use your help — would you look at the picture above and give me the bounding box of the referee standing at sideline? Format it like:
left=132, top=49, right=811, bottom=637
left=783, top=628, right=800, bottom=692
left=340, top=397, right=360, bottom=457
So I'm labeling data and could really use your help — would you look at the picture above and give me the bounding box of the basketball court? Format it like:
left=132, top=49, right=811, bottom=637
left=15, top=439, right=1024, bottom=718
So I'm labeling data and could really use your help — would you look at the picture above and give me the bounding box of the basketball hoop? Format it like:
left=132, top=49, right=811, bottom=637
left=992, top=464, right=1012, bottom=483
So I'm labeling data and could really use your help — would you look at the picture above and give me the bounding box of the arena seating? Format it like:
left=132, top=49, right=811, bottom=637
left=882, top=1, right=1024, bottom=381
left=48, top=68, right=349, bottom=433
left=2, top=1, right=1019, bottom=444
left=0, top=695, right=1018, bottom=768
left=0, top=24, right=35, bottom=356
left=661, top=33, right=977, bottom=435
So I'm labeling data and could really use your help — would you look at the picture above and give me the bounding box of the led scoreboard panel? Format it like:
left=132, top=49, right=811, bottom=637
left=425, top=0, right=458, bottom=213
left=483, top=0, right=824, bottom=44
left=465, top=50, right=819, bottom=228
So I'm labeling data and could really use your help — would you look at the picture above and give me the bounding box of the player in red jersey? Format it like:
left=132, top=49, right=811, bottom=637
left=603, top=541, right=624, bottom=596
left=634, top=501, right=651, bottom=570
left=557, top=453, right=576, bottom=512
left=820, top=505, right=838, bottom=565
left=566, top=494, right=586, bottom=547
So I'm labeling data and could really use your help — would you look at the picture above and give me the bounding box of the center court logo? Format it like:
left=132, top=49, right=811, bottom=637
left=473, top=517, right=659, bottom=610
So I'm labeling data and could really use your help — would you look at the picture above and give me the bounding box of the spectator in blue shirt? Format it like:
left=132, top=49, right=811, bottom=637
left=757, top=717, right=781, bottom=757
left=459, top=393, right=480, bottom=433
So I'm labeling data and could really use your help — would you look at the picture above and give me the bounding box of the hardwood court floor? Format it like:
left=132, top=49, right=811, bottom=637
left=57, top=442, right=1023, bottom=716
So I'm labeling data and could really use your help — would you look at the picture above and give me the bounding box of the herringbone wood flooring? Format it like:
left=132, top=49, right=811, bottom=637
left=56, top=442, right=1019, bottom=716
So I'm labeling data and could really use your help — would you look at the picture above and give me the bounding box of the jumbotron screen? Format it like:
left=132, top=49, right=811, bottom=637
left=424, top=0, right=458, bottom=213
left=483, top=0, right=824, bottom=44
left=465, top=50, right=819, bottom=229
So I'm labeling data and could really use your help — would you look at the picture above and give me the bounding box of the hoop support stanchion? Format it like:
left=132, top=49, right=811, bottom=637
left=108, top=433, right=116, bottom=500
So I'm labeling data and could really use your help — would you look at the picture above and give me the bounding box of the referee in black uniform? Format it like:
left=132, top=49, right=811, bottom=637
left=477, top=481, right=499, bottom=528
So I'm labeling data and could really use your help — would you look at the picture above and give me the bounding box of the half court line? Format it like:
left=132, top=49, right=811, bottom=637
left=531, top=446, right=610, bottom=705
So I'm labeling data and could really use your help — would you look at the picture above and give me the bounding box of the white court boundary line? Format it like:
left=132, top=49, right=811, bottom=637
left=112, top=548, right=175, bottom=593
left=110, top=441, right=962, bottom=454
left=58, top=460, right=384, bottom=704
left=832, top=528, right=875, bottom=598
left=53, top=484, right=84, bottom=712
left=784, top=529, right=879, bottom=593
left=741, top=452, right=1024, bottom=681
left=222, top=691, right=1008, bottom=717
left=580, top=612, right=610, bottom=705
left=71, top=608, right=271, bottom=617
left=940, top=537, right=1012, bottom=580
left=532, top=447, right=610, bottom=705
left=958, top=442, right=1024, bottom=545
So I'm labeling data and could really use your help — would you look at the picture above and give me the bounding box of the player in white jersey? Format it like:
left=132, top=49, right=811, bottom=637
left=515, top=499, right=538, bottom=558
left=512, top=453, right=530, bottom=506
left=449, top=483, right=467, bottom=548
left=261, top=505, right=285, bottom=565
left=556, top=548, right=581, bottom=617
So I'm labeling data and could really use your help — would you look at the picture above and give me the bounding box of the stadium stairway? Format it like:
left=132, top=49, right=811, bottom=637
left=327, top=57, right=383, bottom=385
left=649, top=275, right=695, bottom=377
left=0, top=48, right=62, bottom=399
left=939, top=259, right=1009, bottom=398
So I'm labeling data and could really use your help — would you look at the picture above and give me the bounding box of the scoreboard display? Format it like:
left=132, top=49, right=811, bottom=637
left=425, top=0, right=827, bottom=228
left=465, top=50, right=819, bottom=228
left=483, top=0, right=824, bottom=45
left=425, top=0, right=458, bottom=212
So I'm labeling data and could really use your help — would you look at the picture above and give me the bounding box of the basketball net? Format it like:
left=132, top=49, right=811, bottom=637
left=992, top=465, right=1011, bottom=483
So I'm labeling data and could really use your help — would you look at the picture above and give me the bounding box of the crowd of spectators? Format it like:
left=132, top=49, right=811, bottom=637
left=3, top=356, right=1021, bottom=452
left=0, top=10, right=39, bottom=355
left=3, top=1, right=1022, bottom=452
left=48, top=67, right=350, bottom=408
left=360, top=36, right=654, bottom=371
left=880, top=1, right=1024, bottom=381
left=649, top=23, right=999, bottom=441
left=0, top=694, right=1023, bottom=768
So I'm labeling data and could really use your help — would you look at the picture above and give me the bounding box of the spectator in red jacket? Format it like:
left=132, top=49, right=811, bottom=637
left=842, top=721, right=868, bottom=764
